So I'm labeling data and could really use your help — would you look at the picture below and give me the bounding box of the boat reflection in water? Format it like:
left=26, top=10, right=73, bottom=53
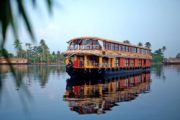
left=64, top=71, right=151, bottom=114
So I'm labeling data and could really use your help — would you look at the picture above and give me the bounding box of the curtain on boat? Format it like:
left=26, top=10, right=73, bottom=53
left=98, top=40, right=104, bottom=50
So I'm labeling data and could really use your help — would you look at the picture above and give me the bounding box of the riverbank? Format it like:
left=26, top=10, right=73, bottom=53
left=163, top=58, right=180, bottom=64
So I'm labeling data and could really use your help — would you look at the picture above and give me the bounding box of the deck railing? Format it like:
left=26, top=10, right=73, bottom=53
left=69, top=45, right=100, bottom=50
left=78, top=62, right=116, bottom=68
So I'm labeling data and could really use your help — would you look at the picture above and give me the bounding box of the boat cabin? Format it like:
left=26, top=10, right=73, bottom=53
left=64, top=37, right=152, bottom=76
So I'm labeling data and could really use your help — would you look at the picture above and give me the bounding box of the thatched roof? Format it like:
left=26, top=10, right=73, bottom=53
left=64, top=50, right=152, bottom=59
left=67, top=36, right=150, bottom=50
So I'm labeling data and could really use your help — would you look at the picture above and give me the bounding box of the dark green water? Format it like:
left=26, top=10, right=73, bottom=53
left=0, top=65, right=180, bottom=120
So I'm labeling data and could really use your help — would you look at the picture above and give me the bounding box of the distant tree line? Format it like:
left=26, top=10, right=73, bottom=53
left=123, top=40, right=152, bottom=49
left=0, top=39, right=167, bottom=65
left=0, top=39, right=65, bottom=64
left=0, top=48, right=14, bottom=58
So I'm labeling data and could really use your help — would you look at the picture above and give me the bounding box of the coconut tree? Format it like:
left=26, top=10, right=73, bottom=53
left=0, top=0, right=54, bottom=96
left=0, top=0, right=54, bottom=49
left=138, top=42, right=143, bottom=47
left=14, top=39, right=23, bottom=58
left=57, top=51, right=61, bottom=63
left=123, top=40, right=130, bottom=44
left=162, top=46, right=166, bottom=52
left=32, top=46, right=42, bottom=63
left=25, top=43, right=32, bottom=59
left=14, top=39, right=22, bottom=50
left=39, top=39, right=49, bottom=62
left=51, top=51, right=56, bottom=63
left=145, top=42, right=151, bottom=48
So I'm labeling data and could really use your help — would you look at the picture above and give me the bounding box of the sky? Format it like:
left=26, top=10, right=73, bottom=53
left=5, top=0, right=180, bottom=57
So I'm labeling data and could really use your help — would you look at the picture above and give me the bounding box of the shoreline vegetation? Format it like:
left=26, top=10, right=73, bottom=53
left=151, top=46, right=166, bottom=65
left=0, top=39, right=65, bottom=65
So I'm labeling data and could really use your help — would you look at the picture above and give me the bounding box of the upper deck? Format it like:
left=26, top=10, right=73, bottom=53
left=64, top=37, right=151, bottom=59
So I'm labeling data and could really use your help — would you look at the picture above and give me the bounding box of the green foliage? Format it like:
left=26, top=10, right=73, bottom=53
left=151, top=53, right=164, bottom=64
left=145, top=42, right=151, bottom=48
left=138, top=42, right=143, bottom=47
left=0, top=48, right=14, bottom=57
left=151, top=46, right=167, bottom=64
left=123, top=40, right=130, bottom=44
left=0, top=0, right=54, bottom=49
left=0, top=0, right=54, bottom=101
left=1, top=39, right=65, bottom=64
left=15, top=40, right=65, bottom=64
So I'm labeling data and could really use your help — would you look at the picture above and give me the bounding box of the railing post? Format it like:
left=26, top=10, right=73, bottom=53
left=112, top=58, right=115, bottom=68
left=84, top=55, right=87, bottom=68
left=99, top=84, right=103, bottom=96
left=99, top=56, right=102, bottom=68
left=108, top=58, right=111, bottom=68
left=65, top=57, right=69, bottom=65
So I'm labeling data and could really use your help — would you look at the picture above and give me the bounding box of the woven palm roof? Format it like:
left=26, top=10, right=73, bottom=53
left=67, top=36, right=150, bottom=50
left=64, top=50, right=152, bottom=59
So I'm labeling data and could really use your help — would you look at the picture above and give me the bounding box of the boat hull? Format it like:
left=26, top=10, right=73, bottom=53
left=66, top=66, right=150, bottom=77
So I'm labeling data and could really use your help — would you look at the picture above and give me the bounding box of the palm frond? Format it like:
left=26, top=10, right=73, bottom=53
left=17, top=0, right=35, bottom=42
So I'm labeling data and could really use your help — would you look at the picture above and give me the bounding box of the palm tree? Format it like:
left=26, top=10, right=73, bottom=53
left=40, top=39, right=45, bottom=47
left=0, top=0, right=54, bottom=49
left=25, top=43, right=32, bottom=59
left=123, top=40, right=130, bottom=44
left=138, top=42, right=143, bottom=47
left=52, top=51, right=56, bottom=62
left=162, top=46, right=166, bottom=52
left=14, top=39, right=22, bottom=58
left=32, top=46, right=42, bottom=62
left=40, top=39, right=49, bottom=62
left=0, top=0, right=54, bottom=95
left=14, top=39, right=22, bottom=50
left=57, top=51, right=61, bottom=63
left=145, top=42, right=151, bottom=48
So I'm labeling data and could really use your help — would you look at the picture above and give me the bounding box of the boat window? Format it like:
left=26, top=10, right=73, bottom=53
left=82, top=39, right=93, bottom=45
left=76, top=39, right=82, bottom=44
left=103, top=42, right=106, bottom=49
left=108, top=43, right=110, bottom=50
left=105, top=42, right=109, bottom=50
left=69, top=42, right=77, bottom=50
left=111, top=43, right=115, bottom=50
left=93, top=40, right=99, bottom=45
left=135, top=48, right=137, bottom=53
left=122, top=45, right=125, bottom=51
left=119, top=45, right=121, bottom=51
left=129, top=47, right=132, bottom=52
left=125, top=46, right=129, bottom=52
left=115, top=44, right=119, bottom=51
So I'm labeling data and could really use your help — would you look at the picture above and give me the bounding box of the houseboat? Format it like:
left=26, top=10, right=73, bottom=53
left=163, top=54, right=180, bottom=64
left=64, top=37, right=152, bottom=76
left=64, top=71, right=151, bottom=114
left=0, top=57, right=28, bottom=65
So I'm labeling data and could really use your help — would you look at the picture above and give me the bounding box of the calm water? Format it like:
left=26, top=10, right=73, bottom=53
left=0, top=65, right=180, bottom=120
